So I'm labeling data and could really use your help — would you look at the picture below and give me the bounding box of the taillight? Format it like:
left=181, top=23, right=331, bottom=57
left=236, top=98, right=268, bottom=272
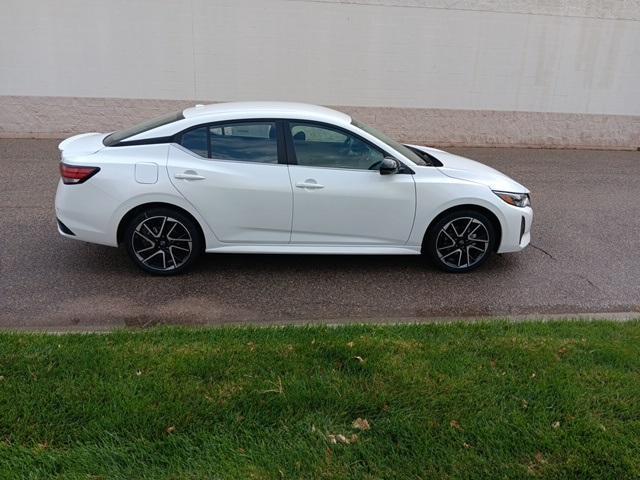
left=60, top=163, right=100, bottom=184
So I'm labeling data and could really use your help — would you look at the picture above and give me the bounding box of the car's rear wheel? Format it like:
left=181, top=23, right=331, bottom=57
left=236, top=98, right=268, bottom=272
left=425, top=210, right=496, bottom=273
left=124, top=207, right=202, bottom=275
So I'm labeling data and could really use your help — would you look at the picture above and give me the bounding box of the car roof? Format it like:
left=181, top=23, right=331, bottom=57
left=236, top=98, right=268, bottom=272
left=182, top=101, right=352, bottom=125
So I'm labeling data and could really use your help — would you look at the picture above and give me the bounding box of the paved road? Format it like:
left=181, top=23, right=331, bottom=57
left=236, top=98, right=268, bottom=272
left=0, top=139, right=638, bottom=330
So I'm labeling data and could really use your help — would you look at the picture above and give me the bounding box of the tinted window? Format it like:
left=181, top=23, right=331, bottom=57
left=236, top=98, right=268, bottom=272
left=351, top=119, right=428, bottom=166
left=289, top=123, right=384, bottom=170
left=180, top=127, right=208, bottom=157
left=179, top=121, right=279, bottom=163
left=210, top=122, right=278, bottom=163
left=103, top=111, right=184, bottom=146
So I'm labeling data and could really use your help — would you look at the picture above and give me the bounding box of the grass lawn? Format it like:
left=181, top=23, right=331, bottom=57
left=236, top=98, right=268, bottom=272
left=0, top=321, right=639, bottom=479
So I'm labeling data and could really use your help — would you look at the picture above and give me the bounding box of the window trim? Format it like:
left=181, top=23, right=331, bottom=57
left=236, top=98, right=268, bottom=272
left=174, top=118, right=288, bottom=165
left=282, top=119, right=413, bottom=173
left=104, top=111, right=185, bottom=147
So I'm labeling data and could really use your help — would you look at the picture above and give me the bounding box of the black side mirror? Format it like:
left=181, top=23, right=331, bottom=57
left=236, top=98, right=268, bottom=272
left=379, top=157, right=400, bottom=175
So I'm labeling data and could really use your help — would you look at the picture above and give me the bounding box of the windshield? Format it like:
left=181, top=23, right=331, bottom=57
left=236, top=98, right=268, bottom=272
left=103, top=111, right=184, bottom=146
left=351, top=119, right=428, bottom=166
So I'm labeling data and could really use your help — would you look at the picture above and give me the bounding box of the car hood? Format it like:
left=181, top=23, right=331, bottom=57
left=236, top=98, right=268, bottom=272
left=408, top=145, right=529, bottom=193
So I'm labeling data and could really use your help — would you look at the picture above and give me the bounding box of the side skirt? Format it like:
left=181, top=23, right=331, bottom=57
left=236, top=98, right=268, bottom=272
left=205, top=245, right=422, bottom=255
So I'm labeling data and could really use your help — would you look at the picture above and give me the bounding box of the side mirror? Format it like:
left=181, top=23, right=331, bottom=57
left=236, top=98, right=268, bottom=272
left=379, top=157, right=400, bottom=175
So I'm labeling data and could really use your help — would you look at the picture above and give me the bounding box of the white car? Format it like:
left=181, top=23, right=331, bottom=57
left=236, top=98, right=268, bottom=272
left=55, top=102, right=532, bottom=275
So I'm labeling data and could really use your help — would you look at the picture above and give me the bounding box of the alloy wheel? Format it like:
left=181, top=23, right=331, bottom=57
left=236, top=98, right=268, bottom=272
left=131, top=215, right=193, bottom=272
left=435, top=217, right=490, bottom=269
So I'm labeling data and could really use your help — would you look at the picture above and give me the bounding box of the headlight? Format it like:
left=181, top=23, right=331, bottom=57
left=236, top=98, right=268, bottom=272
left=493, top=191, right=531, bottom=208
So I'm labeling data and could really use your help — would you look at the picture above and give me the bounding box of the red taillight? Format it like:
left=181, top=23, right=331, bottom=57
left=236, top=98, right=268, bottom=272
left=60, top=163, right=100, bottom=184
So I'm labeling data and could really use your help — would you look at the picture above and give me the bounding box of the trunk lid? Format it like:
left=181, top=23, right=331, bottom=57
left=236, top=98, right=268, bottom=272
left=58, top=133, right=108, bottom=156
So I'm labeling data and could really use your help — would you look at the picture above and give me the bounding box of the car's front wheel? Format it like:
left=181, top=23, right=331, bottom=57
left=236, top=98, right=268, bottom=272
left=424, top=210, right=496, bottom=273
left=124, top=207, right=202, bottom=275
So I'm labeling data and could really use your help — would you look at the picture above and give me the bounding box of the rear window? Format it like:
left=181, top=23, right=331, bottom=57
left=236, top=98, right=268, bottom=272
left=179, top=122, right=279, bottom=164
left=103, top=111, right=184, bottom=146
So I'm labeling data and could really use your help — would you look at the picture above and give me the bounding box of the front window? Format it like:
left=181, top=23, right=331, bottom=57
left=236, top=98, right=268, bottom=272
left=289, top=122, right=384, bottom=170
left=103, top=111, right=184, bottom=146
left=351, top=119, right=428, bottom=166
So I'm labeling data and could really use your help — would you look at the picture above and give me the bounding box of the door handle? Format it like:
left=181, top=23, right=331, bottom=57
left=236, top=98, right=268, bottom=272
left=295, top=181, right=324, bottom=189
left=174, top=172, right=205, bottom=181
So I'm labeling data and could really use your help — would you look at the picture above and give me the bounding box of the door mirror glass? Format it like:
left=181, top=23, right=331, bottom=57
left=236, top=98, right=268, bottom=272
left=379, top=157, right=399, bottom=175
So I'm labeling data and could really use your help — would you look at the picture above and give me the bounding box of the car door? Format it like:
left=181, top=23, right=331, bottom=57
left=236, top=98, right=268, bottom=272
left=285, top=121, right=416, bottom=245
left=167, top=120, right=293, bottom=244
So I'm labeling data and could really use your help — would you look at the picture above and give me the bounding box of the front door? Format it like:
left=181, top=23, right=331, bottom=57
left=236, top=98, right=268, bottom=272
left=167, top=120, right=292, bottom=244
left=285, top=121, right=416, bottom=245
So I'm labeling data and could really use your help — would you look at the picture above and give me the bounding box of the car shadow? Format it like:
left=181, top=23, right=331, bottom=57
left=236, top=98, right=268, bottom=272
left=57, top=241, right=524, bottom=279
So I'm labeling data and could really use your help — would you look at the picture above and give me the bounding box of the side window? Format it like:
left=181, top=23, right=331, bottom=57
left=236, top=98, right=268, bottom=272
left=180, top=127, right=208, bottom=157
left=210, top=122, right=278, bottom=163
left=289, top=123, right=384, bottom=170
left=179, top=122, right=279, bottom=164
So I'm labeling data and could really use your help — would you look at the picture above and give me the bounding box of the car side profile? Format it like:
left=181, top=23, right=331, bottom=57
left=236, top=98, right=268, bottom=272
left=55, top=102, right=532, bottom=275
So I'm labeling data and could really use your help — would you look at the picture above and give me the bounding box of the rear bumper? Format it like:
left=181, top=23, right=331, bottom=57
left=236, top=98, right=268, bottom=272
left=55, top=180, right=119, bottom=247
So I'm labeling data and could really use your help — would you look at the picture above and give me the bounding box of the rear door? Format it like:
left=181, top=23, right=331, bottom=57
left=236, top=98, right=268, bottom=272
left=285, top=121, right=416, bottom=245
left=167, top=120, right=293, bottom=244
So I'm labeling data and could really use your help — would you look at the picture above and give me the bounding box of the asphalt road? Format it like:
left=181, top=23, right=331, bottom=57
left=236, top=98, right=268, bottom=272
left=1, top=139, right=639, bottom=330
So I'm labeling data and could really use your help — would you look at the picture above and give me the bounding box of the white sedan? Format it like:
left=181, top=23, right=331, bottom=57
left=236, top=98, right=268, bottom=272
left=55, top=102, right=532, bottom=275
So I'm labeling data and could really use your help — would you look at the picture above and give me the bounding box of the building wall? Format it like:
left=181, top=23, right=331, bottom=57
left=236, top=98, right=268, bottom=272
left=1, top=0, right=639, bottom=148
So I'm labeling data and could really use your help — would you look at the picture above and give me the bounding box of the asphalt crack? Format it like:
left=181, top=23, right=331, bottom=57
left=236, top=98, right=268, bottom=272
left=530, top=244, right=603, bottom=292
left=575, top=274, right=603, bottom=292
left=530, top=244, right=556, bottom=260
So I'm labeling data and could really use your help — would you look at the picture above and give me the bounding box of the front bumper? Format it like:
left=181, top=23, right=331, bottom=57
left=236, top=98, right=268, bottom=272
left=496, top=205, right=533, bottom=253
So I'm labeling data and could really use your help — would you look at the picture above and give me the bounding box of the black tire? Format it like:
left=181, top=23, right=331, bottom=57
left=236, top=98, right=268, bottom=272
left=124, top=207, right=203, bottom=275
left=424, top=209, right=496, bottom=273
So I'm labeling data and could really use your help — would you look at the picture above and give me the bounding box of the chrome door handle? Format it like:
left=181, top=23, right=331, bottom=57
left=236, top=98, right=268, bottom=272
left=295, top=182, right=324, bottom=189
left=174, top=172, right=205, bottom=181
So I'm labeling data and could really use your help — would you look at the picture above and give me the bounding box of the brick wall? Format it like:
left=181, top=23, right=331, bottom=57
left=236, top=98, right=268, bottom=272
left=2, top=96, right=638, bottom=150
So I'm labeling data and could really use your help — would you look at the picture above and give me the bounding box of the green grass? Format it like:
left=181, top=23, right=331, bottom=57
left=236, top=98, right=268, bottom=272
left=0, top=321, right=639, bottom=479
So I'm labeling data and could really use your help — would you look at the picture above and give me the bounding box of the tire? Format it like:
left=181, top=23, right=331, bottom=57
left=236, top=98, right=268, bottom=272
left=424, top=209, right=496, bottom=273
left=124, top=207, right=203, bottom=275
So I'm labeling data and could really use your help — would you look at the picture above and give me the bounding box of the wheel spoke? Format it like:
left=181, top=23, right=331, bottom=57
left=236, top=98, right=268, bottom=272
left=168, top=247, right=178, bottom=267
left=136, top=245, right=155, bottom=254
left=157, top=217, right=168, bottom=237
left=134, top=230, right=154, bottom=245
left=468, top=223, right=482, bottom=236
left=142, top=249, right=162, bottom=264
left=441, top=248, right=461, bottom=260
left=166, top=221, right=177, bottom=238
left=143, top=223, right=158, bottom=238
left=442, top=229, right=456, bottom=245
left=461, top=219, right=473, bottom=236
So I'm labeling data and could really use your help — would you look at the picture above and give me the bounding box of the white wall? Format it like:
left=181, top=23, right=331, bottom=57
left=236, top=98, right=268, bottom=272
left=1, top=0, right=639, bottom=115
